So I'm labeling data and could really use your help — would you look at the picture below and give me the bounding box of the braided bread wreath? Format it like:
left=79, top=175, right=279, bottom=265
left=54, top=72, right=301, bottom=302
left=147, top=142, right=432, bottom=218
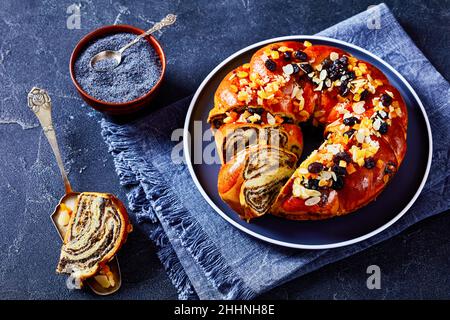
left=208, top=40, right=407, bottom=221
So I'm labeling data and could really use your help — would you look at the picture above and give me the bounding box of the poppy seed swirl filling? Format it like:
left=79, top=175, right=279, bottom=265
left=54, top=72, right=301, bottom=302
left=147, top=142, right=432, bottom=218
left=240, top=147, right=297, bottom=215
left=222, top=126, right=290, bottom=163
left=56, top=193, right=128, bottom=279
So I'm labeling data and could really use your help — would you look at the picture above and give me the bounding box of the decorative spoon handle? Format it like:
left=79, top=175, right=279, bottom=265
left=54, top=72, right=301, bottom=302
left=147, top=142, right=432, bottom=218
left=118, top=14, right=177, bottom=54
left=27, top=87, right=72, bottom=194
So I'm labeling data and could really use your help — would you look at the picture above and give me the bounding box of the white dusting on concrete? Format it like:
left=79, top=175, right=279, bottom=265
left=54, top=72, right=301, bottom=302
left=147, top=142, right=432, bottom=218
left=0, top=118, right=39, bottom=130
left=112, top=3, right=130, bottom=25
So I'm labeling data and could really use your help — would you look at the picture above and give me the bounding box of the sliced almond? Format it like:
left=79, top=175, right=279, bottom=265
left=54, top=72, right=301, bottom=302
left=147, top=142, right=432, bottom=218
left=282, top=64, right=294, bottom=75
left=373, top=118, right=382, bottom=131
left=312, top=76, right=321, bottom=84
left=292, top=183, right=302, bottom=197
left=343, top=112, right=353, bottom=119
left=106, top=272, right=115, bottom=287
left=291, top=85, right=299, bottom=99
left=356, top=131, right=365, bottom=143
left=321, top=171, right=332, bottom=180
left=298, top=168, right=308, bottom=175
left=57, top=210, right=71, bottom=227
left=267, top=113, right=276, bottom=125
left=314, top=81, right=324, bottom=91
left=305, top=188, right=321, bottom=198
left=94, top=275, right=111, bottom=289
left=305, top=196, right=321, bottom=206
left=330, top=52, right=339, bottom=61
left=298, top=96, right=305, bottom=110
left=352, top=101, right=366, bottom=114
left=326, top=144, right=342, bottom=155
left=295, top=88, right=304, bottom=101
left=330, top=171, right=337, bottom=181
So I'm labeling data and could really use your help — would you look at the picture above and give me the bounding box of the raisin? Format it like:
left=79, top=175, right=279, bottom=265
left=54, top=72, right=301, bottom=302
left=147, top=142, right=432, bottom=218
left=307, top=179, right=320, bottom=190
left=381, top=93, right=392, bottom=106
left=378, top=122, right=388, bottom=134
left=332, top=164, right=347, bottom=176
left=308, top=162, right=324, bottom=174
left=343, top=116, right=359, bottom=126
left=247, top=107, right=264, bottom=115
left=328, top=66, right=340, bottom=81
left=332, top=176, right=344, bottom=190
left=322, top=58, right=332, bottom=69
left=333, top=59, right=346, bottom=70
left=339, top=84, right=350, bottom=97
left=347, top=71, right=356, bottom=80
left=320, top=192, right=329, bottom=206
left=360, top=89, right=369, bottom=100
left=282, top=116, right=294, bottom=124
left=212, top=119, right=223, bottom=129
left=344, top=129, right=356, bottom=137
left=292, top=63, right=300, bottom=74
left=293, top=50, right=307, bottom=61
left=364, top=157, right=375, bottom=169
left=333, top=152, right=352, bottom=164
left=265, top=59, right=276, bottom=71
left=327, top=60, right=347, bottom=80
left=300, top=64, right=313, bottom=74
left=338, top=56, right=349, bottom=66
left=384, top=161, right=396, bottom=174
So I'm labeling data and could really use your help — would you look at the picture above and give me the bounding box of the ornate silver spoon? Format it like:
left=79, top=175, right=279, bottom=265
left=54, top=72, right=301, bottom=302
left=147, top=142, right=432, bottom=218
left=27, top=87, right=123, bottom=295
left=90, top=14, right=176, bottom=71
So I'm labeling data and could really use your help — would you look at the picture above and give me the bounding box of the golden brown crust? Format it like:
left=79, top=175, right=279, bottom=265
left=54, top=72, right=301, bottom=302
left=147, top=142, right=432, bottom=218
left=211, top=41, right=408, bottom=221
left=272, top=136, right=399, bottom=219
left=208, top=66, right=248, bottom=125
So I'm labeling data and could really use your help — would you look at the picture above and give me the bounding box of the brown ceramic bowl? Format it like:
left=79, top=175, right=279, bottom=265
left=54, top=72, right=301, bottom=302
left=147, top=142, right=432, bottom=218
left=69, top=25, right=166, bottom=115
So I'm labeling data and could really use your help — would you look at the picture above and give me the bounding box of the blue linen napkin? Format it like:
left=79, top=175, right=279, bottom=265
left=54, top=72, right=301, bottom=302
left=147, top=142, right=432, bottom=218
left=101, top=3, right=450, bottom=299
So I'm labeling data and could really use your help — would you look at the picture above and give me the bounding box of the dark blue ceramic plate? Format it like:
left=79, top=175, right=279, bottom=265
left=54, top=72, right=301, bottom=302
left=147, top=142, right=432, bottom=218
left=184, top=36, right=432, bottom=249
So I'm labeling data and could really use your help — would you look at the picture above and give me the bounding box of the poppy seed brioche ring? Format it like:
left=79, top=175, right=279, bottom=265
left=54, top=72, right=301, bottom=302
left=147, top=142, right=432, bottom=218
left=208, top=41, right=407, bottom=221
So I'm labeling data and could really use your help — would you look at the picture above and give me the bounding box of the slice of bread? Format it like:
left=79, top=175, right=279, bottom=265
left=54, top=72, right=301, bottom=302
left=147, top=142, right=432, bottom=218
left=56, top=192, right=131, bottom=281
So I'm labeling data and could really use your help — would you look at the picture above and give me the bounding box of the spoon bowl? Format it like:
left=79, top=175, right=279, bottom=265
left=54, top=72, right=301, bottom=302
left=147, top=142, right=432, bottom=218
left=90, top=50, right=121, bottom=71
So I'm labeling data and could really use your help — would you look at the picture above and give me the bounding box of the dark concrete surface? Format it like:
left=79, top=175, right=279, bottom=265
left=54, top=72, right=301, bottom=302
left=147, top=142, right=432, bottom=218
left=0, top=0, right=448, bottom=300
